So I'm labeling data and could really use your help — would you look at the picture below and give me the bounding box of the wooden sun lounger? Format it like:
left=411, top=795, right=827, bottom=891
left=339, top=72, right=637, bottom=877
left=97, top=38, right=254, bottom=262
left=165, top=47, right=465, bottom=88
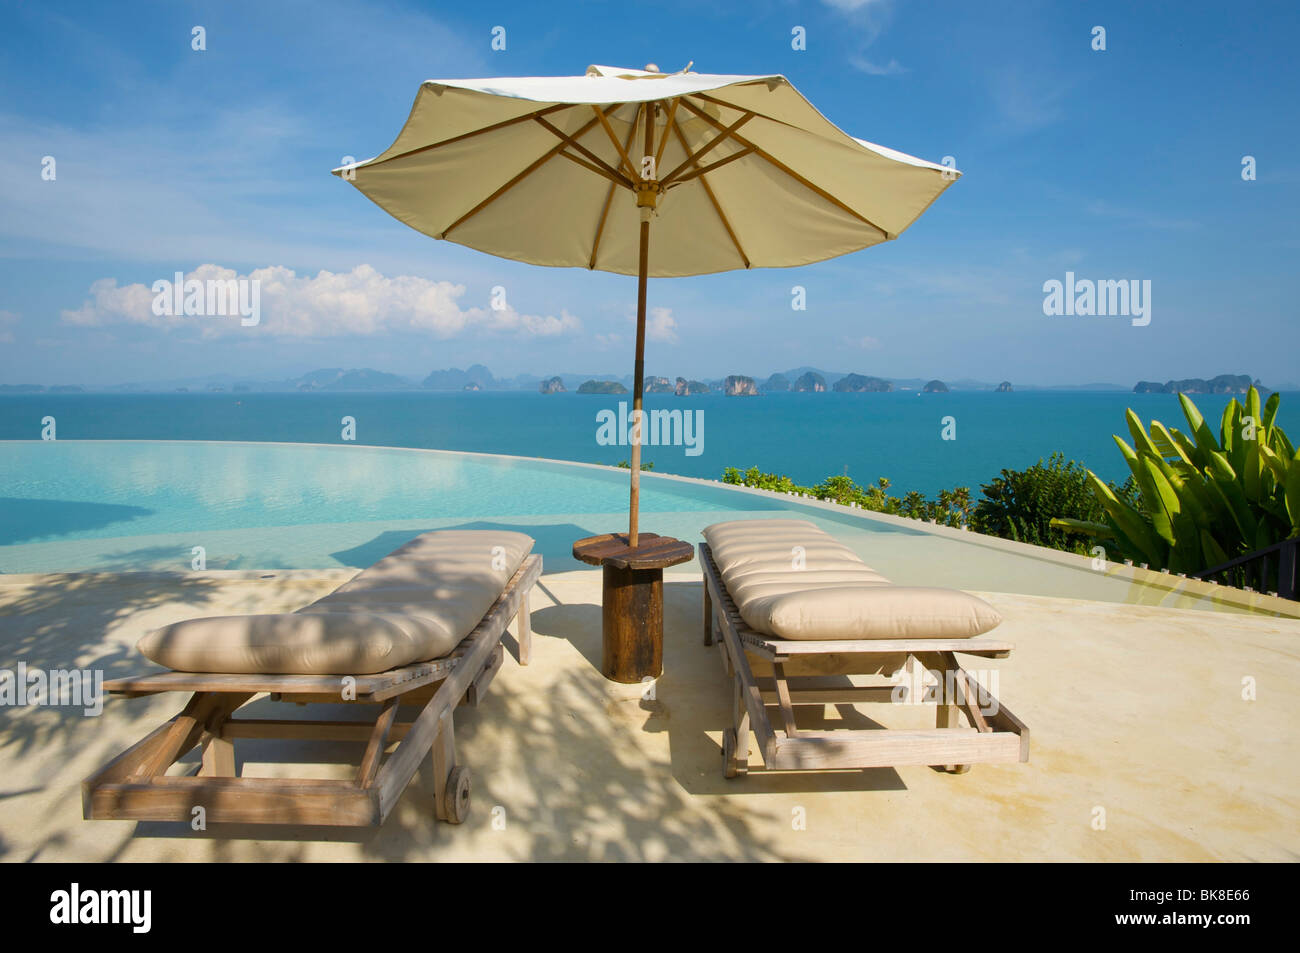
left=83, top=554, right=541, bottom=827
left=699, top=543, right=1028, bottom=777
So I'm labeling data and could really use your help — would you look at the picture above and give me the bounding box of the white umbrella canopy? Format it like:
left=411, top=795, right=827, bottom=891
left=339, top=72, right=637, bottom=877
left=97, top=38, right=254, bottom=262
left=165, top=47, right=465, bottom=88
left=333, top=64, right=960, bottom=546
left=334, top=64, right=959, bottom=277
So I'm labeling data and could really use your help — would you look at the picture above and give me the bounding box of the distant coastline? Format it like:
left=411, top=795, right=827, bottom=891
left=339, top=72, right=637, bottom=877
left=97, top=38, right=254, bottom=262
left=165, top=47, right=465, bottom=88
left=0, top=366, right=1281, bottom=395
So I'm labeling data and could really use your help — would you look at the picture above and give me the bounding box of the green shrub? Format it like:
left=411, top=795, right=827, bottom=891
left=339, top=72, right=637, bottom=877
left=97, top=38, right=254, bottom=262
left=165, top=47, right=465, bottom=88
left=972, top=453, right=1129, bottom=555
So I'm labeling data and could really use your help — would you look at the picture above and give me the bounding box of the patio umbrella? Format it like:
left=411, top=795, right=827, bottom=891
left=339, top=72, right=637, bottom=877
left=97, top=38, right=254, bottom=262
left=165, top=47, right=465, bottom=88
left=333, top=64, right=960, bottom=547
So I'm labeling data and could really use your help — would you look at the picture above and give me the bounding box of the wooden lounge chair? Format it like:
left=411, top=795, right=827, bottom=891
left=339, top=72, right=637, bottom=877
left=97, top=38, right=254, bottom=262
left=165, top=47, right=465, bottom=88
left=83, top=531, right=541, bottom=827
left=699, top=519, right=1029, bottom=777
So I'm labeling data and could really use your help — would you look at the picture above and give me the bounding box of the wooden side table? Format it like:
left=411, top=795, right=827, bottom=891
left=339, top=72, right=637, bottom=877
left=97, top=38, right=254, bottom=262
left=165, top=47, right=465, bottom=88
left=572, top=533, right=695, bottom=683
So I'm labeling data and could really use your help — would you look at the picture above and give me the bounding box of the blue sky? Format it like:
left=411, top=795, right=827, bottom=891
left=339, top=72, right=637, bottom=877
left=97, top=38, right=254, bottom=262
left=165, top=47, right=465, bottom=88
left=1, top=0, right=1297, bottom=387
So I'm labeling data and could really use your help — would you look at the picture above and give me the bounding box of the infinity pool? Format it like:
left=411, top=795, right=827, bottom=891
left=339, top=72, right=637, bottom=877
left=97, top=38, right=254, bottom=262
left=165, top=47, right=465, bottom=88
left=0, top=440, right=917, bottom=573
left=0, top=440, right=1288, bottom=616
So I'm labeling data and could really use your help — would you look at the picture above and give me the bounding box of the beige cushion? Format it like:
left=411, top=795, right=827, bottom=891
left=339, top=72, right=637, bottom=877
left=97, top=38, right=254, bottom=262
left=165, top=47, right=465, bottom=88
left=136, top=611, right=434, bottom=675
left=138, top=530, right=534, bottom=674
left=702, top=519, right=1001, bottom=641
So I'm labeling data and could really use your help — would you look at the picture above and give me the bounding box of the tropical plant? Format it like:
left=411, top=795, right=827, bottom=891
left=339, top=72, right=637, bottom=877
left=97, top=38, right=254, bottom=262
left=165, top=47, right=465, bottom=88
left=1051, top=387, right=1300, bottom=575
left=720, top=468, right=972, bottom=526
left=972, top=452, right=1132, bottom=555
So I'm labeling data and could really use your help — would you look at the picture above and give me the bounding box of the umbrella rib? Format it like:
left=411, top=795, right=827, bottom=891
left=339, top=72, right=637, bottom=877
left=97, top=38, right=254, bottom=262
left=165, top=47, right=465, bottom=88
left=592, top=105, right=639, bottom=181
left=534, top=116, right=635, bottom=188
left=652, top=97, right=680, bottom=173
left=676, top=96, right=894, bottom=239
left=442, top=104, right=620, bottom=238
left=664, top=145, right=756, bottom=186
left=669, top=117, right=750, bottom=269
left=658, top=112, right=755, bottom=187
left=590, top=113, right=641, bottom=269
left=556, top=149, right=634, bottom=190
left=357, top=101, right=577, bottom=171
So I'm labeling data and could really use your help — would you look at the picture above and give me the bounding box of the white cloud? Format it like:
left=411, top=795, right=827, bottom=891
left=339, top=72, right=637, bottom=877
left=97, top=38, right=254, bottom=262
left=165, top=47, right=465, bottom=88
left=849, top=334, right=882, bottom=349
left=645, top=307, right=679, bottom=344
left=0, top=309, right=17, bottom=343
left=989, top=67, right=1067, bottom=131
left=850, top=56, right=906, bottom=76
left=821, top=0, right=889, bottom=11
left=59, top=264, right=582, bottom=340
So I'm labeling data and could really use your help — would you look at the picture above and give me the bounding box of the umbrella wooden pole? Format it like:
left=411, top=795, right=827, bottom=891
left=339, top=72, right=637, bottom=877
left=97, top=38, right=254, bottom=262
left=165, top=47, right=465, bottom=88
left=628, top=101, right=657, bottom=549
left=628, top=214, right=649, bottom=548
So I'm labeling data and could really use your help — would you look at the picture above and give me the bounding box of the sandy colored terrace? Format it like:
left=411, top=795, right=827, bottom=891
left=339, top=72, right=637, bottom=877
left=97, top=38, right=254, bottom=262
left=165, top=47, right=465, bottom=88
left=1, top=566, right=1297, bottom=862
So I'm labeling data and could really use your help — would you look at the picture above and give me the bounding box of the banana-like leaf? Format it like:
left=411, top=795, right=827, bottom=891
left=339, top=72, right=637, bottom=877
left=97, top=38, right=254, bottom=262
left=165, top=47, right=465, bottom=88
left=1049, top=517, right=1113, bottom=538
left=1148, top=420, right=1179, bottom=457
left=1087, top=471, right=1164, bottom=564
left=1134, top=452, right=1180, bottom=546
left=1149, top=453, right=1211, bottom=527
left=1169, top=427, right=1201, bottom=465
left=1272, top=427, right=1295, bottom=460
left=1127, top=409, right=1162, bottom=458
left=1180, top=392, right=1221, bottom=460
left=1207, top=450, right=1237, bottom=483
left=1207, top=471, right=1257, bottom=544
left=1199, top=529, right=1230, bottom=569
left=1262, top=390, right=1280, bottom=430
left=1286, top=450, right=1300, bottom=534
left=1243, top=435, right=1262, bottom=502
left=1245, top=386, right=1262, bottom=439
left=1150, top=421, right=1193, bottom=466
left=1220, top=399, right=1239, bottom=463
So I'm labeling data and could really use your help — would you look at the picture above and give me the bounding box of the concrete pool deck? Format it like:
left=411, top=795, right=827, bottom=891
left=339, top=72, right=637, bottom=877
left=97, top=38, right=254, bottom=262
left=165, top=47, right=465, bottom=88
left=1, top=565, right=1297, bottom=862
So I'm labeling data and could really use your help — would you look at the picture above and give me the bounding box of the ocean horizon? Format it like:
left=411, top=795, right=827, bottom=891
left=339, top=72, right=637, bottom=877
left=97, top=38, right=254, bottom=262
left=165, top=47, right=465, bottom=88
left=3, top=389, right=1291, bottom=495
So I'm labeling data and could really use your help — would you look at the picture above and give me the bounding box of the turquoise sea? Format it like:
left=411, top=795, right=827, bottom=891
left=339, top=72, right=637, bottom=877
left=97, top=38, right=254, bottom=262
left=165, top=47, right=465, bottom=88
left=1, top=390, right=1290, bottom=494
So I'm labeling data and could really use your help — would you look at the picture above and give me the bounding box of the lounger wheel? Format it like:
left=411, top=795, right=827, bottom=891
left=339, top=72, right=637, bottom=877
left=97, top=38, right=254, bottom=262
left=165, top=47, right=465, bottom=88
left=444, top=765, right=472, bottom=824
left=722, top=729, right=746, bottom=779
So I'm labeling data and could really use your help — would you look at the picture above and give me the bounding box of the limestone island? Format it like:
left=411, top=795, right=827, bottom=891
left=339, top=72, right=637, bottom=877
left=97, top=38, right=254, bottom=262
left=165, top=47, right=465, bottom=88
left=1133, top=374, right=1261, bottom=395
left=833, top=373, right=892, bottom=393
left=577, top=380, right=627, bottom=395
left=675, top=377, right=710, bottom=396
left=724, top=375, right=759, bottom=396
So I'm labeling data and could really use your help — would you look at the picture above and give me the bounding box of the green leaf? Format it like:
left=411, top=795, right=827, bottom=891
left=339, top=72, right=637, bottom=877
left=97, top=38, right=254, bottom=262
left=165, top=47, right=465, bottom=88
left=1243, top=435, right=1262, bottom=502
left=1220, top=399, right=1239, bottom=462
left=1088, top=471, right=1163, bottom=564
left=1049, top=517, right=1113, bottom=538
left=1286, top=451, right=1300, bottom=535
left=1262, top=390, right=1281, bottom=430
left=1199, top=529, right=1229, bottom=569
left=1207, top=474, right=1257, bottom=544
left=1127, top=409, right=1161, bottom=458
left=1133, top=452, right=1180, bottom=546
left=1180, top=392, right=1221, bottom=458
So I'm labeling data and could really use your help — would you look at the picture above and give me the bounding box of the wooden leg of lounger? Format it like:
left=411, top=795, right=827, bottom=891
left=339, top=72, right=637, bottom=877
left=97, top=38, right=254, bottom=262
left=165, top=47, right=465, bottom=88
left=136, top=691, right=251, bottom=780
left=431, top=708, right=470, bottom=823
left=723, top=670, right=749, bottom=778
left=516, top=591, right=532, bottom=665
left=921, top=653, right=969, bottom=774
left=199, top=733, right=236, bottom=777
left=197, top=695, right=250, bottom=777
left=702, top=579, right=713, bottom=646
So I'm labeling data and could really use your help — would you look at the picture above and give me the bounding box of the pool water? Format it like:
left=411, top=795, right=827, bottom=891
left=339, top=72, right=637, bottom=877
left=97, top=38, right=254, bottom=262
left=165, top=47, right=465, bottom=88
left=0, top=440, right=1280, bottom=615
left=0, top=440, right=905, bottom=572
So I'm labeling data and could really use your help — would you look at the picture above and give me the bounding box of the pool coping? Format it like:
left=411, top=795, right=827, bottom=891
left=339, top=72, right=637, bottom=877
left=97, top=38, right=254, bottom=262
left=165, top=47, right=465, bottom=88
left=5, top=437, right=1299, bottom=619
